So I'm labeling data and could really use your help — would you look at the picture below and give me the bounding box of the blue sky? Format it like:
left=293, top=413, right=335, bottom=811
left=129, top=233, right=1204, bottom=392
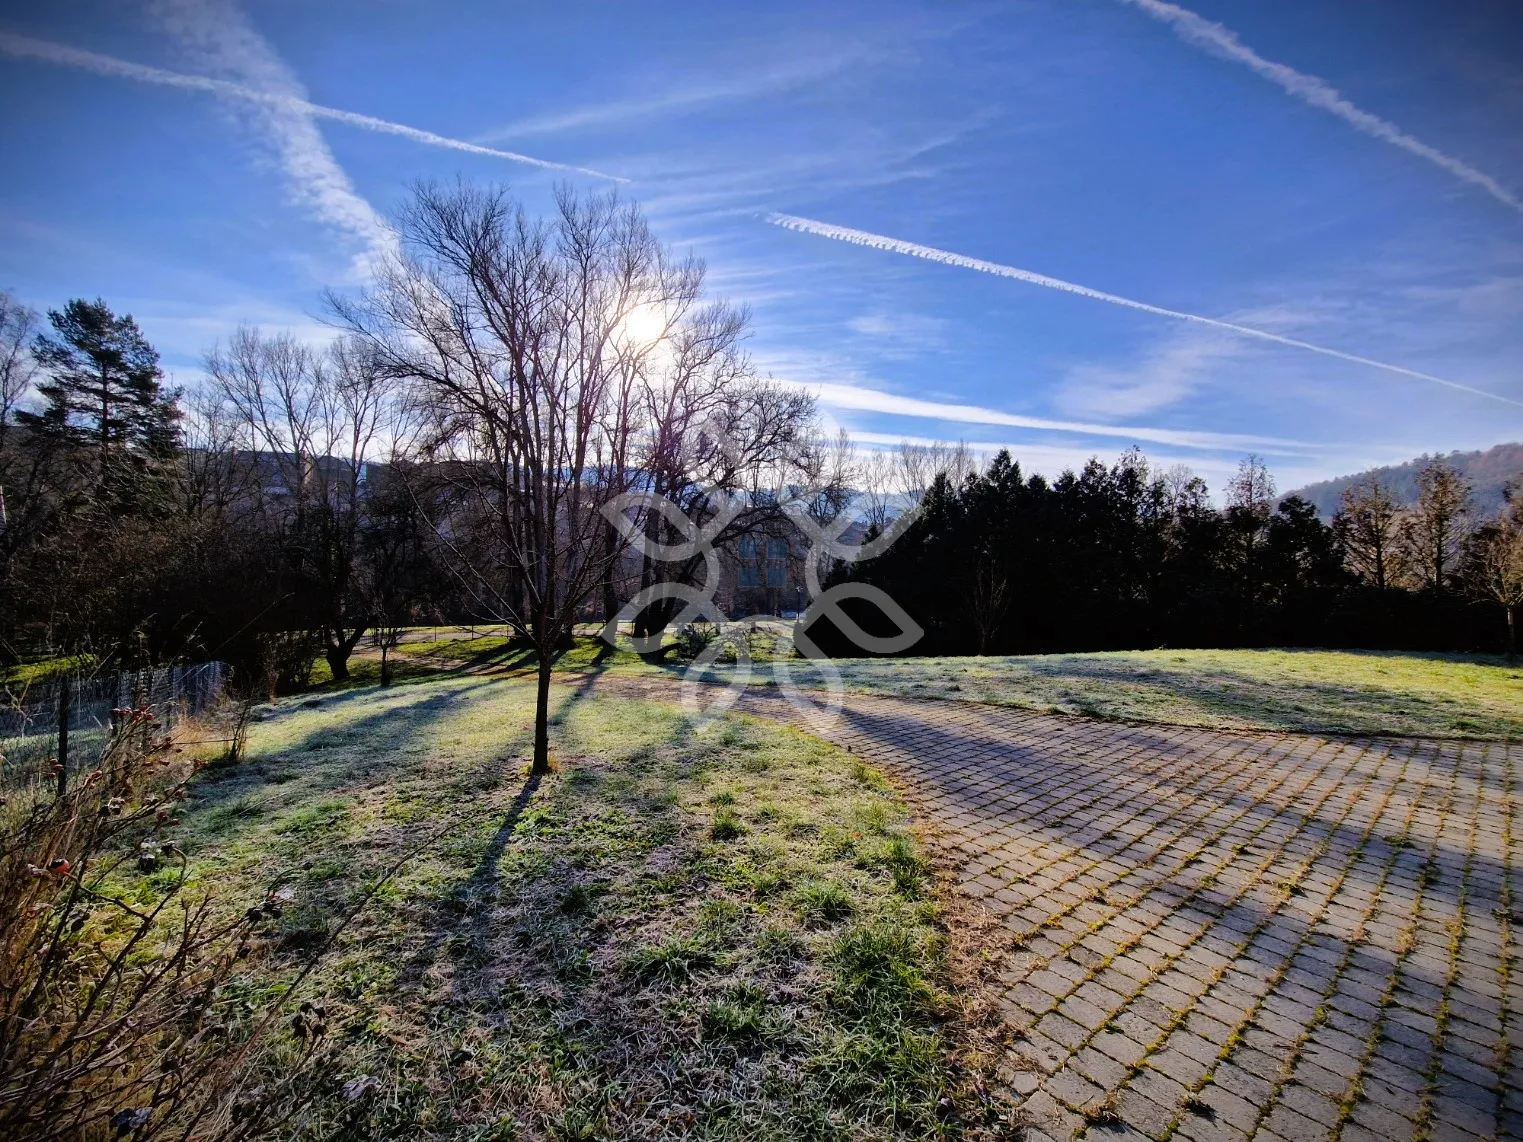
left=1, top=0, right=1521, bottom=494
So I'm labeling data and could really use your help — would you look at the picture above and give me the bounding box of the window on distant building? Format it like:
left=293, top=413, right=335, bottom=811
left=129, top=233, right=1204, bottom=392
left=765, top=537, right=787, bottom=587
left=738, top=536, right=760, bottom=587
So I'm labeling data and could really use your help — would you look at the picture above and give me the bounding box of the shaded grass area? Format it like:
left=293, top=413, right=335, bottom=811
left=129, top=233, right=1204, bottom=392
left=696, top=647, right=1523, bottom=739
left=172, top=672, right=1008, bottom=1139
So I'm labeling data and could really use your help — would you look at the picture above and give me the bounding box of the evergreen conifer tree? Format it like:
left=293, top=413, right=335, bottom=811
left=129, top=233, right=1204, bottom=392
left=16, top=299, right=181, bottom=503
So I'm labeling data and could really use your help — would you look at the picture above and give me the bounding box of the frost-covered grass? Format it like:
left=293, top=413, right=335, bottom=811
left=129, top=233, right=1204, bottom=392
left=173, top=672, right=1008, bottom=1139
left=386, top=626, right=1523, bottom=738
left=717, top=647, right=1523, bottom=739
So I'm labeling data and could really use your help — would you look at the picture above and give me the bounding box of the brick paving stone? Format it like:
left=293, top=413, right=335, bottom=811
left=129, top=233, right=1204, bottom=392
left=1173, top=1115, right=1247, bottom=1142
left=1348, top=1096, right=1416, bottom=1139
left=1278, top=1082, right=1340, bottom=1127
left=1115, top=1088, right=1175, bottom=1139
left=1432, top=1093, right=1499, bottom=1139
left=1289, top=1061, right=1347, bottom=1101
left=1192, top=1084, right=1258, bottom=1133
left=1261, top=1103, right=1333, bottom=1141
left=595, top=677, right=1521, bottom=1142
left=1073, top=1046, right=1130, bottom=1091
left=1046, top=1067, right=1105, bottom=1113
left=1336, top=1125, right=1387, bottom=1142
left=1081, top=1122, right=1153, bottom=1141
left=1213, top=1061, right=1274, bottom=1105
left=1148, top=1046, right=1211, bottom=1089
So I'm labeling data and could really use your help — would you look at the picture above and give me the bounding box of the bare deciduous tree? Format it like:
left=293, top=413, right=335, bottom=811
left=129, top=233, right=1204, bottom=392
left=1397, top=457, right=1472, bottom=591
left=857, top=448, right=900, bottom=535
left=1334, top=474, right=1401, bottom=590
left=333, top=182, right=693, bottom=774
left=1468, top=485, right=1523, bottom=657
left=205, top=328, right=396, bottom=681
left=855, top=439, right=975, bottom=539
left=0, top=291, right=35, bottom=438
left=968, top=560, right=1009, bottom=655
left=0, top=290, right=38, bottom=534
left=1225, top=454, right=1276, bottom=599
left=626, top=304, right=821, bottom=640
left=898, top=440, right=974, bottom=503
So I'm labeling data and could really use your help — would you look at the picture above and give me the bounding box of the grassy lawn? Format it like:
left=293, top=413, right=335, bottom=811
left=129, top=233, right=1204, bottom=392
left=374, top=628, right=1523, bottom=738
left=698, top=647, right=1523, bottom=739
left=174, top=672, right=1008, bottom=1139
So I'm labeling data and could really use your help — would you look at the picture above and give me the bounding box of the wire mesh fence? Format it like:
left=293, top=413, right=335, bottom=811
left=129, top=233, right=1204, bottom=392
left=0, top=662, right=225, bottom=789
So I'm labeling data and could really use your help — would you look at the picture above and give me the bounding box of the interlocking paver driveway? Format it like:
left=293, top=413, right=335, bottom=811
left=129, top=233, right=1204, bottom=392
left=602, top=676, right=1522, bottom=1142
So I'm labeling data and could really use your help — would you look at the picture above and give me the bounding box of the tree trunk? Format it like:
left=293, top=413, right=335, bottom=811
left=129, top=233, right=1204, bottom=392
left=324, top=626, right=367, bottom=684
left=531, top=650, right=553, bottom=776
left=601, top=521, right=620, bottom=626
left=380, top=643, right=393, bottom=687
left=1508, top=605, right=1517, bottom=660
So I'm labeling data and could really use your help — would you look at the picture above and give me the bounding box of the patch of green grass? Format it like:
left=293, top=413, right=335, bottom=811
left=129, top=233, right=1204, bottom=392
left=394, top=631, right=516, bottom=661
left=277, top=797, right=351, bottom=836
left=829, top=921, right=942, bottom=1026
left=307, top=653, right=437, bottom=689
left=709, top=810, right=745, bottom=841
left=164, top=671, right=993, bottom=1139
left=624, top=933, right=718, bottom=984
left=794, top=881, right=855, bottom=925
left=702, top=983, right=774, bottom=1044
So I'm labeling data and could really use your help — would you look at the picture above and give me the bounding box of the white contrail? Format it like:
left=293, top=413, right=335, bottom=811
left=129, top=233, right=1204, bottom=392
left=1119, top=0, right=1522, bottom=216
left=0, top=30, right=626, bottom=183
left=766, top=212, right=1523, bottom=408
left=146, top=0, right=394, bottom=275
left=802, top=380, right=1306, bottom=452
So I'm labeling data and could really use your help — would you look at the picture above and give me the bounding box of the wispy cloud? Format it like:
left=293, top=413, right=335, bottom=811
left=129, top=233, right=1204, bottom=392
left=472, top=22, right=927, bottom=143
left=1117, top=0, right=1523, bottom=216
left=0, top=30, right=625, bottom=183
left=1059, top=328, right=1247, bottom=418
left=765, top=212, right=1523, bottom=408
left=144, top=0, right=393, bottom=277
left=477, top=57, right=854, bottom=141
left=846, top=311, right=948, bottom=357
left=774, top=372, right=1308, bottom=454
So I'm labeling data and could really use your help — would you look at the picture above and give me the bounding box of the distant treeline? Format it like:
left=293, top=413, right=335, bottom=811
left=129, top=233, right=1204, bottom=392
left=3, top=280, right=1521, bottom=684
left=817, top=447, right=1522, bottom=657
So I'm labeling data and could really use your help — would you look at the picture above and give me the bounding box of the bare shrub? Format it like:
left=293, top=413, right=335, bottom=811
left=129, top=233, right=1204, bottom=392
left=0, top=708, right=316, bottom=1140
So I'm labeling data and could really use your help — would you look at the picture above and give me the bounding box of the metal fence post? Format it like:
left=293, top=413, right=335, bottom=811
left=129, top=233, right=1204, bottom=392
left=55, top=672, right=70, bottom=799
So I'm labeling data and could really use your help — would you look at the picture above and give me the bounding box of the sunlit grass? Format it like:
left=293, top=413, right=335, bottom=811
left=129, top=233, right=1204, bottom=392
left=373, top=627, right=1521, bottom=738
left=0, top=653, right=99, bottom=687
left=719, top=647, right=1523, bottom=738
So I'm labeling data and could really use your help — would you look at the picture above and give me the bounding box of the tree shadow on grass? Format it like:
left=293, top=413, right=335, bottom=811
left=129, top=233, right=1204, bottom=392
left=182, top=675, right=514, bottom=832
left=1011, top=653, right=1521, bottom=738
left=394, top=768, right=546, bottom=991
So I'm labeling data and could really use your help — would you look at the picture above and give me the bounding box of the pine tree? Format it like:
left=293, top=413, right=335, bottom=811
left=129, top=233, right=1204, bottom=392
left=16, top=299, right=181, bottom=500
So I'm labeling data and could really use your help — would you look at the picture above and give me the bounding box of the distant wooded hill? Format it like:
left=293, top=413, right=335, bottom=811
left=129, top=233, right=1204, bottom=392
left=1289, top=442, right=1523, bottom=520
